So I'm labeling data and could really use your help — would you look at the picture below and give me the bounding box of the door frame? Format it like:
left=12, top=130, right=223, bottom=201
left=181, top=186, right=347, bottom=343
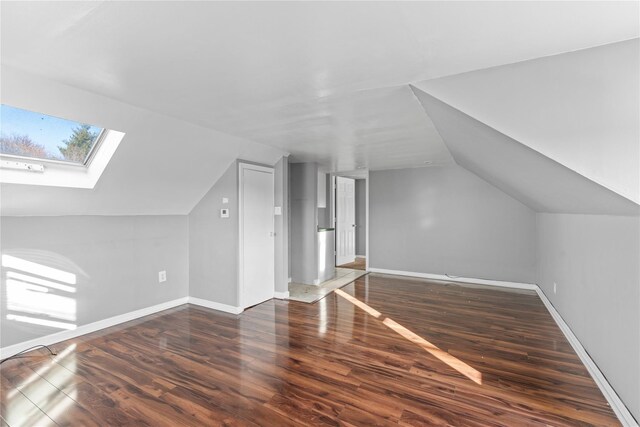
left=330, top=171, right=369, bottom=271
left=238, top=161, right=275, bottom=309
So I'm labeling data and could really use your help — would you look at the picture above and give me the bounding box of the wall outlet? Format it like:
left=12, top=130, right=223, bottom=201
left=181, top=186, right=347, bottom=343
left=220, top=208, right=229, bottom=218
left=159, top=270, right=167, bottom=283
left=553, top=282, right=557, bottom=294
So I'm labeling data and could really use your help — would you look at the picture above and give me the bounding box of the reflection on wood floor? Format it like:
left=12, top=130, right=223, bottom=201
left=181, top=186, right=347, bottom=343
left=288, top=267, right=367, bottom=303
left=337, top=256, right=366, bottom=270
left=0, top=274, right=620, bottom=426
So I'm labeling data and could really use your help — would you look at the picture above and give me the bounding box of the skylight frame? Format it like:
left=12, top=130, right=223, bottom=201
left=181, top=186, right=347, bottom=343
left=0, top=103, right=125, bottom=189
left=0, top=128, right=107, bottom=168
left=0, top=104, right=107, bottom=167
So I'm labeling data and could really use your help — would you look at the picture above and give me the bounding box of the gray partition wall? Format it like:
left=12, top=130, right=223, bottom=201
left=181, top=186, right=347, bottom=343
left=289, top=162, right=319, bottom=284
left=189, top=161, right=239, bottom=306
left=355, top=179, right=367, bottom=256
left=274, top=157, right=289, bottom=295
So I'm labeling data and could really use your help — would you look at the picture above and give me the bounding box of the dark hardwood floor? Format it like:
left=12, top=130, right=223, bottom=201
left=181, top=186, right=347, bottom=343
left=337, top=257, right=366, bottom=270
left=0, top=274, right=620, bottom=426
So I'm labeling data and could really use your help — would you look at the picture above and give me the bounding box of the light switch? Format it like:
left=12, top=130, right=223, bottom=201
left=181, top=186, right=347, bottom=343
left=220, top=208, right=229, bottom=218
left=274, top=206, right=282, bottom=215
left=222, top=197, right=229, bottom=204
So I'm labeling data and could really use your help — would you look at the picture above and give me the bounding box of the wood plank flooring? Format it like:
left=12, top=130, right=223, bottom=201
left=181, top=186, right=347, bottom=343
left=0, top=274, right=620, bottom=426
left=337, top=257, right=366, bottom=270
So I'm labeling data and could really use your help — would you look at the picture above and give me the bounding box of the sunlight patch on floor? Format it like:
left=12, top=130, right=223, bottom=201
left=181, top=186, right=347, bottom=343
left=335, top=288, right=483, bottom=385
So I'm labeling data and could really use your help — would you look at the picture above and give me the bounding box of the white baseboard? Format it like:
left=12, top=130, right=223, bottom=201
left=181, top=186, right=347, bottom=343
left=188, top=297, right=243, bottom=315
left=274, top=291, right=290, bottom=299
left=367, top=268, right=537, bottom=291
left=356, top=255, right=366, bottom=258
left=0, top=297, right=189, bottom=359
left=367, top=267, right=637, bottom=426
left=534, top=288, right=637, bottom=426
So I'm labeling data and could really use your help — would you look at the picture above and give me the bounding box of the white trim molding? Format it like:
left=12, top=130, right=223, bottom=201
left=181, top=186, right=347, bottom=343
left=0, top=297, right=188, bottom=359
left=367, top=268, right=537, bottom=291
left=274, top=291, right=290, bottom=300
left=367, top=267, right=637, bottom=426
left=188, top=297, right=243, bottom=315
left=534, top=288, right=638, bottom=426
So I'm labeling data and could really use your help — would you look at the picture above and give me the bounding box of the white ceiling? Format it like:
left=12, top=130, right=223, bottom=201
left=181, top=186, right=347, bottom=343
left=2, top=1, right=638, bottom=173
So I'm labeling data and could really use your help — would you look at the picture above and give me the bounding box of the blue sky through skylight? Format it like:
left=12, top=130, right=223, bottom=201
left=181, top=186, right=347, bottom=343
left=0, top=104, right=102, bottom=162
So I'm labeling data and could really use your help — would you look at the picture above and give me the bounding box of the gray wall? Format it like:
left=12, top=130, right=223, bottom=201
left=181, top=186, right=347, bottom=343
left=189, top=161, right=239, bottom=306
left=274, top=157, right=289, bottom=294
left=537, top=213, right=640, bottom=420
left=289, top=163, right=318, bottom=284
left=317, top=173, right=332, bottom=229
left=355, top=179, right=366, bottom=256
left=0, top=215, right=189, bottom=347
left=369, top=165, right=536, bottom=283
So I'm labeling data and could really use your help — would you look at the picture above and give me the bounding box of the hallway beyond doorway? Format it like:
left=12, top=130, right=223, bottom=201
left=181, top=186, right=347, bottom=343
left=338, top=256, right=366, bottom=271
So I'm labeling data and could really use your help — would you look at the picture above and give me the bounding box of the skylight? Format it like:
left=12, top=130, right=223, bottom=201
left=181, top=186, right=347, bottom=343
left=0, top=104, right=125, bottom=189
left=0, top=104, right=104, bottom=165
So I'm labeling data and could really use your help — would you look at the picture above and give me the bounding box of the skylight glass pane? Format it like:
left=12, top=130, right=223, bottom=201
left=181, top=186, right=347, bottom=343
left=0, top=104, right=103, bottom=165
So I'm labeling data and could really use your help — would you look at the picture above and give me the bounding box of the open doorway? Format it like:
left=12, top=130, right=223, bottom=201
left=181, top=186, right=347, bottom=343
left=332, top=172, right=367, bottom=271
left=287, top=164, right=368, bottom=303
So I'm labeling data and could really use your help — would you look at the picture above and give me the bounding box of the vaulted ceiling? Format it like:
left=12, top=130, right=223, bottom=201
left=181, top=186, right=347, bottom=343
left=1, top=1, right=638, bottom=215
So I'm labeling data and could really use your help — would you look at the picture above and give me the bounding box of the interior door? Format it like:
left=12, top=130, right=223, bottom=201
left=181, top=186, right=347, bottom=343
left=336, top=176, right=356, bottom=266
left=240, top=163, right=275, bottom=309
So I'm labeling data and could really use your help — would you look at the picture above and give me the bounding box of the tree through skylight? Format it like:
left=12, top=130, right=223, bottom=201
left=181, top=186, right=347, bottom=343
left=0, top=104, right=103, bottom=164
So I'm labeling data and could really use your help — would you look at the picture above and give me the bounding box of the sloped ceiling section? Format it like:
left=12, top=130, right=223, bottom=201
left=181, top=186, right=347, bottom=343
left=0, top=66, right=287, bottom=216
left=413, top=39, right=640, bottom=204
left=411, top=88, right=639, bottom=216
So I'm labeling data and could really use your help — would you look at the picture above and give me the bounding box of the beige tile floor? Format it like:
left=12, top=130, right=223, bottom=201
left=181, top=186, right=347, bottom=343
left=288, top=267, right=368, bottom=303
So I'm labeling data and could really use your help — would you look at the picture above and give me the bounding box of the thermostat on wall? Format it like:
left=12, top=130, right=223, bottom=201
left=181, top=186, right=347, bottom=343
left=220, top=208, right=229, bottom=218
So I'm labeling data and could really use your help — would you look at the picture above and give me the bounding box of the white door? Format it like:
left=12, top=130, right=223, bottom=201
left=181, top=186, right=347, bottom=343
left=336, top=176, right=356, bottom=266
left=239, top=163, right=275, bottom=309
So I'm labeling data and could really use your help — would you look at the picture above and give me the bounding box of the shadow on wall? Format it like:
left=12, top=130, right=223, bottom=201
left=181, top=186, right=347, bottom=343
left=1, top=251, right=88, bottom=339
